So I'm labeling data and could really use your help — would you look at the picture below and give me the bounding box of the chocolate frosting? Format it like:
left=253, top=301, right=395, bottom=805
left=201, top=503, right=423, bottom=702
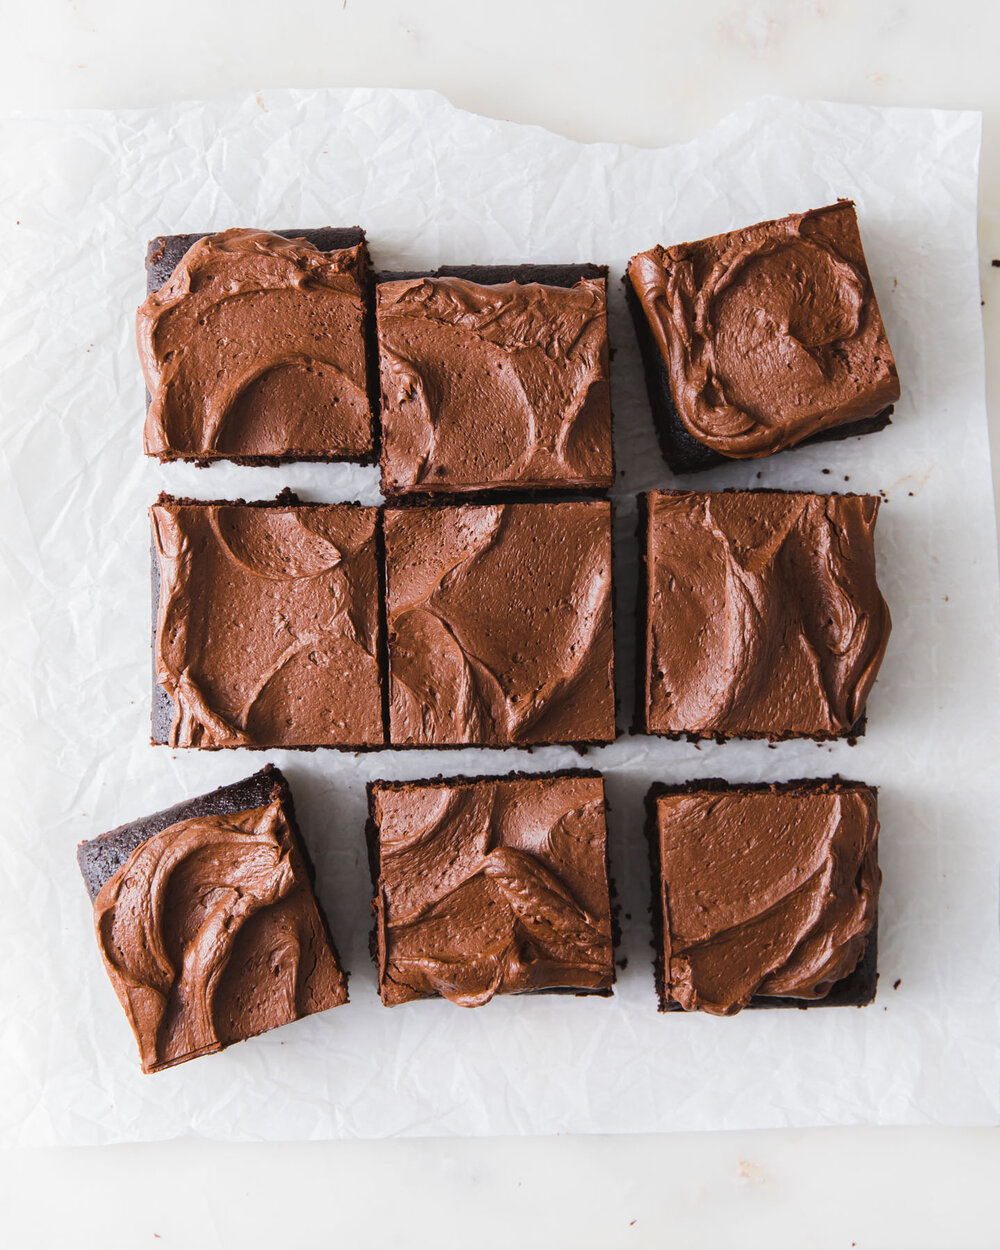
left=152, top=499, right=383, bottom=748
left=385, top=502, right=615, bottom=745
left=372, top=775, right=614, bottom=1005
left=654, top=785, right=880, bottom=1014
left=377, top=276, right=613, bottom=492
left=138, top=229, right=373, bottom=460
left=94, top=799, right=347, bottom=1071
left=644, top=490, right=891, bottom=738
left=627, top=203, right=900, bottom=458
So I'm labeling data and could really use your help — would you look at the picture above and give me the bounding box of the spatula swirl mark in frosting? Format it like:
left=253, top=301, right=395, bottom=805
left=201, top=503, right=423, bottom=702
left=658, top=788, right=880, bottom=1014
left=385, top=502, right=614, bottom=746
left=94, top=801, right=319, bottom=1071
left=375, top=779, right=613, bottom=1007
left=377, top=276, right=611, bottom=491
left=138, top=229, right=372, bottom=460
left=152, top=501, right=383, bottom=749
left=628, top=203, right=900, bottom=457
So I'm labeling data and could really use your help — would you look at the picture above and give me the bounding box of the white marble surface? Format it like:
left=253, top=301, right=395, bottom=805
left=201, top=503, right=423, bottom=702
left=1, top=1, right=998, bottom=1246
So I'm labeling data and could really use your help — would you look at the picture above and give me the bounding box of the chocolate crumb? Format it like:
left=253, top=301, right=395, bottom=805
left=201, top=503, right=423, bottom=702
left=992, top=259, right=1000, bottom=267
left=893, top=978, right=901, bottom=989
left=821, top=468, right=831, bottom=474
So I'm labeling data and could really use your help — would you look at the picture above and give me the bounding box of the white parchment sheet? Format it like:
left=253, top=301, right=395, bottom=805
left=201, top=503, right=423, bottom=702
left=1, top=90, right=998, bottom=1146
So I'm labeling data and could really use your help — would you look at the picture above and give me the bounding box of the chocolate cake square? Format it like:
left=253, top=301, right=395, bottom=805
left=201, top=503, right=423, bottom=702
left=150, top=492, right=384, bottom=750
left=376, top=264, right=613, bottom=496
left=626, top=202, right=900, bottom=472
left=638, top=489, right=891, bottom=741
left=383, top=499, right=616, bottom=746
left=77, top=766, right=348, bottom=1072
left=646, top=779, right=879, bottom=1014
left=367, top=771, right=615, bottom=1006
left=139, top=228, right=378, bottom=465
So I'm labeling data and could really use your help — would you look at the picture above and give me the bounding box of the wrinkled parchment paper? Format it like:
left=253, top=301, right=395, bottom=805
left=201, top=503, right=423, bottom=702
left=1, top=90, right=997, bottom=1145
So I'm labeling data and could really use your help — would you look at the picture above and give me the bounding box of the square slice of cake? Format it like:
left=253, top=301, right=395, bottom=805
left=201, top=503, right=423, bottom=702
left=139, top=227, right=377, bottom=464
left=384, top=499, right=616, bottom=746
left=626, top=202, right=900, bottom=472
left=638, top=489, right=891, bottom=740
left=377, top=265, right=613, bottom=496
left=77, top=766, right=348, bottom=1072
left=151, top=492, right=384, bottom=749
left=368, top=771, right=615, bottom=1006
left=646, top=779, right=880, bottom=1015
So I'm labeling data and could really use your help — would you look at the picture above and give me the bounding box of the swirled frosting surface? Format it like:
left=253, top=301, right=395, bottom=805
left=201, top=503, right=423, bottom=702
left=138, top=228, right=373, bottom=460
left=94, top=799, right=347, bottom=1071
left=377, top=276, right=613, bottom=492
left=653, top=784, right=880, bottom=1014
left=627, top=202, right=900, bottom=458
left=372, top=775, right=614, bottom=1006
left=152, top=499, right=383, bottom=748
left=385, top=501, right=615, bottom=746
left=644, top=490, right=890, bottom=739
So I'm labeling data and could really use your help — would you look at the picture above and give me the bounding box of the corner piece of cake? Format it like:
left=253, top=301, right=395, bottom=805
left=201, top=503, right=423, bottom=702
left=376, top=264, right=614, bottom=496
left=138, top=227, right=377, bottom=465
left=638, top=489, right=891, bottom=741
left=367, top=771, right=615, bottom=1006
left=76, top=766, right=348, bottom=1072
left=626, top=202, right=900, bottom=472
left=646, top=778, right=880, bottom=1015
